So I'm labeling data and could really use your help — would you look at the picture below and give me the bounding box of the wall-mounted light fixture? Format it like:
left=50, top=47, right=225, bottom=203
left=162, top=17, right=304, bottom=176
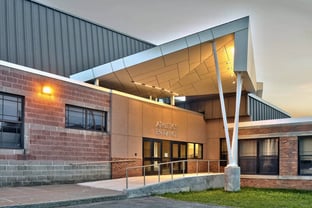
left=42, top=85, right=53, bottom=95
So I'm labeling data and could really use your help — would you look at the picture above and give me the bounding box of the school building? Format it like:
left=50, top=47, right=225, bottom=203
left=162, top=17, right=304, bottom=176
left=0, top=0, right=311, bottom=189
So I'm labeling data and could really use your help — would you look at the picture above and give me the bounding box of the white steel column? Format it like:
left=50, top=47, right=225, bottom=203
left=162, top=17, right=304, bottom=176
left=231, top=72, right=243, bottom=165
left=212, top=41, right=242, bottom=192
left=212, top=41, right=233, bottom=165
left=94, top=79, right=100, bottom=86
left=170, top=95, right=175, bottom=106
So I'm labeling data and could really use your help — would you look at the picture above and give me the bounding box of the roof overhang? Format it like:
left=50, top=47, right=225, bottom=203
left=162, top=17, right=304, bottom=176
left=70, top=16, right=259, bottom=99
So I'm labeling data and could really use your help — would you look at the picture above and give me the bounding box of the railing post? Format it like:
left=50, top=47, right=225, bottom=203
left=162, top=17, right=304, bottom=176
left=171, top=162, right=173, bottom=180
left=158, top=164, right=160, bottom=183
left=182, top=160, right=185, bottom=177
left=218, top=160, right=220, bottom=173
left=196, top=160, right=199, bottom=175
left=143, top=166, right=146, bottom=186
left=208, top=160, right=210, bottom=173
left=126, top=168, right=128, bottom=189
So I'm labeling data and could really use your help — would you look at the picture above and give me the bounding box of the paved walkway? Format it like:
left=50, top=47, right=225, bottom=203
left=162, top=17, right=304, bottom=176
left=61, top=196, right=229, bottom=208
left=0, top=184, right=125, bottom=208
left=0, top=173, right=221, bottom=208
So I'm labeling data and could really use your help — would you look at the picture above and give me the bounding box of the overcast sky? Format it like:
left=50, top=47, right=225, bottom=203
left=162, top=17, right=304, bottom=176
left=36, top=0, right=312, bottom=117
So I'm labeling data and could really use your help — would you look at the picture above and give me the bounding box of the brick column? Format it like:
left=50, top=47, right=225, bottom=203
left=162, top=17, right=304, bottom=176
left=279, top=136, right=298, bottom=176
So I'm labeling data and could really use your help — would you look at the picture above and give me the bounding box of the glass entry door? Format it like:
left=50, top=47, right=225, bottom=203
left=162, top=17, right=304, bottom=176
left=143, top=138, right=187, bottom=175
left=143, top=138, right=162, bottom=175
left=171, top=142, right=187, bottom=173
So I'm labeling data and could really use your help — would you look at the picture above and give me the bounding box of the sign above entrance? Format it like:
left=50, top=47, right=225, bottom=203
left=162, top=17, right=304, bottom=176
left=155, top=121, right=177, bottom=137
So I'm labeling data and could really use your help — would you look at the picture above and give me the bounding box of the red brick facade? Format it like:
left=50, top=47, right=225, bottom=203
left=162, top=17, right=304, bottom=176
left=111, top=158, right=142, bottom=179
left=241, top=177, right=312, bottom=190
left=0, top=65, right=111, bottom=161
left=237, top=121, right=312, bottom=190
left=279, top=136, right=298, bottom=176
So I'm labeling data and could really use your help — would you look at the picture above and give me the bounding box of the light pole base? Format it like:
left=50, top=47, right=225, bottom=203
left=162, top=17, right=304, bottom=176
left=224, top=165, right=240, bottom=192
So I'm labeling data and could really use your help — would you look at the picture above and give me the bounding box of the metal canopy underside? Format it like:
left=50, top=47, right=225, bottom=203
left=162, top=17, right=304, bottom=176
left=100, top=35, right=237, bottom=98
left=70, top=17, right=256, bottom=99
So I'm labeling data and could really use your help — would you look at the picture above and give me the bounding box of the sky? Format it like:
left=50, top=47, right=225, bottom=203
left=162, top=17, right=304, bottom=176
left=35, top=0, right=312, bottom=117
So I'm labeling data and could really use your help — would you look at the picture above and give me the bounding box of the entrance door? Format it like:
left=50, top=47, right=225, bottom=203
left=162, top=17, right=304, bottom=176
left=143, top=138, right=162, bottom=175
left=171, top=142, right=187, bottom=173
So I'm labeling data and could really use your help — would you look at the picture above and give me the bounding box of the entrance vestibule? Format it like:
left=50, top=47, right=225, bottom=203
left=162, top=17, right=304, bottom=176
left=143, top=138, right=202, bottom=175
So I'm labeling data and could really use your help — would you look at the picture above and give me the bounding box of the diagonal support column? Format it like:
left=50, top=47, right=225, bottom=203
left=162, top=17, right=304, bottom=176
left=212, top=41, right=243, bottom=192
left=212, top=41, right=233, bottom=165
left=231, top=72, right=243, bottom=165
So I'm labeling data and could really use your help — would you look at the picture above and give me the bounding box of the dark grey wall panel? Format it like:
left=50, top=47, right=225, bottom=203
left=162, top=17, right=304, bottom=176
left=0, top=0, right=154, bottom=77
left=248, top=95, right=290, bottom=121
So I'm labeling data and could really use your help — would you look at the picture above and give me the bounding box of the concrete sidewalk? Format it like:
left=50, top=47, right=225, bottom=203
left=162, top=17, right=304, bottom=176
left=0, top=184, right=126, bottom=208
left=0, top=173, right=221, bottom=208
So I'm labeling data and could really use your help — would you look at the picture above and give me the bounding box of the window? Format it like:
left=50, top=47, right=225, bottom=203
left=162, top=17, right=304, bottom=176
left=187, top=143, right=203, bottom=159
left=65, top=105, right=107, bottom=132
left=299, top=136, right=312, bottom=175
left=0, top=93, right=24, bottom=149
left=220, top=138, right=228, bottom=166
left=239, top=138, right=279, bottom=175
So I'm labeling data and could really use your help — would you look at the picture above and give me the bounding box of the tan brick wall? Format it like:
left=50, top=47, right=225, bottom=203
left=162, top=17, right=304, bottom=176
left=280, top=137, right=298, bottom=176
left=0, top=65, right=111, bottom=161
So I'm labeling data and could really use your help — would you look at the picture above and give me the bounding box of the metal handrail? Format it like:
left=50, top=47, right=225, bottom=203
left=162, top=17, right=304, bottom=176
left=125, top=159, right=226, bottom=189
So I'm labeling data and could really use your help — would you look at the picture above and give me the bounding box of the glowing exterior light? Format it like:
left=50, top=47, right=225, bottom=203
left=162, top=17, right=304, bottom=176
left=132, top=81, right=179, bottom=96
left=175, top=96, right=186, bottom=102
left=42, top=86, right=53, bottom=95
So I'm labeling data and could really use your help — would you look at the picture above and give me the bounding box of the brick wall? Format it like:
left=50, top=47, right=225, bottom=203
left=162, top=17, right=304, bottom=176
left=280, top=137, right=298, bottom=176
left=237, top=121, right=312, bottom=190
left=111, top=158, right=142, bottom=179
left=0, top=160, right=111, bottom=187
left=0, top=65, right=112, bottom=186
left=241, top=177, right=312, bottom=190
left=0, top=65, right=110, bottom=161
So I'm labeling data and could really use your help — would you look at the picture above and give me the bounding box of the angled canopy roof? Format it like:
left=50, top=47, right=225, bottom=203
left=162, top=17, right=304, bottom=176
left=71, top=16, right=259, bottom=99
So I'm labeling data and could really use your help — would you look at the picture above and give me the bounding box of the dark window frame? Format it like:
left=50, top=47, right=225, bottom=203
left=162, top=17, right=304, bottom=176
left=187, top=142, right=203, bottom=159
left=0, top=92, right=24, bottom=149
left=298, top=136, right=312, bottom=176
left=239, top=138, right=279, bottom=175
left=65, top=104, right=107, bottom=132
left=220, top=138, right=228, bottom=166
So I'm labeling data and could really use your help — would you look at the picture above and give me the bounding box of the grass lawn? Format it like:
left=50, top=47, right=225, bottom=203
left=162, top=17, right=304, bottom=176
left=162, top=188, right=312, bottom=208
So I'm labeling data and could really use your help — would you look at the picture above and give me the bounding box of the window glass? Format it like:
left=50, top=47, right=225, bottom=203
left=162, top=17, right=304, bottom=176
left=220, top=138, right=228, bottom=166
left=259, top=138, right=279, bottom=174
left=65, top=105, right=107, bottom=132
left=93, top=110, right=105, bottom=131
left=154, top=142, right=161, bottom=158
left=172, top=143, right=179, bottom=158
left=143, top=141, right=151, bottom=158
left=0, top=93, right=24, bottom=149
left=66, top=106, right=85, bottom=129
left=180, top=143, right=186, bottom=158
left=3, top=95, right=22, bottom=121
left=187, top=143, right=203, bottom=159
left=259, top=138, right=278, bottom=156
left=239, top=140, right=257, bottom=156
left=239, top=138, right=279, bottom=175
left=299, top=137, right=312, bottom=175
left=194, top=143, right=202, bottom=158
left=187, top=143, right=194, bottom=158
left=239, top=140, right=257, bottom=174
